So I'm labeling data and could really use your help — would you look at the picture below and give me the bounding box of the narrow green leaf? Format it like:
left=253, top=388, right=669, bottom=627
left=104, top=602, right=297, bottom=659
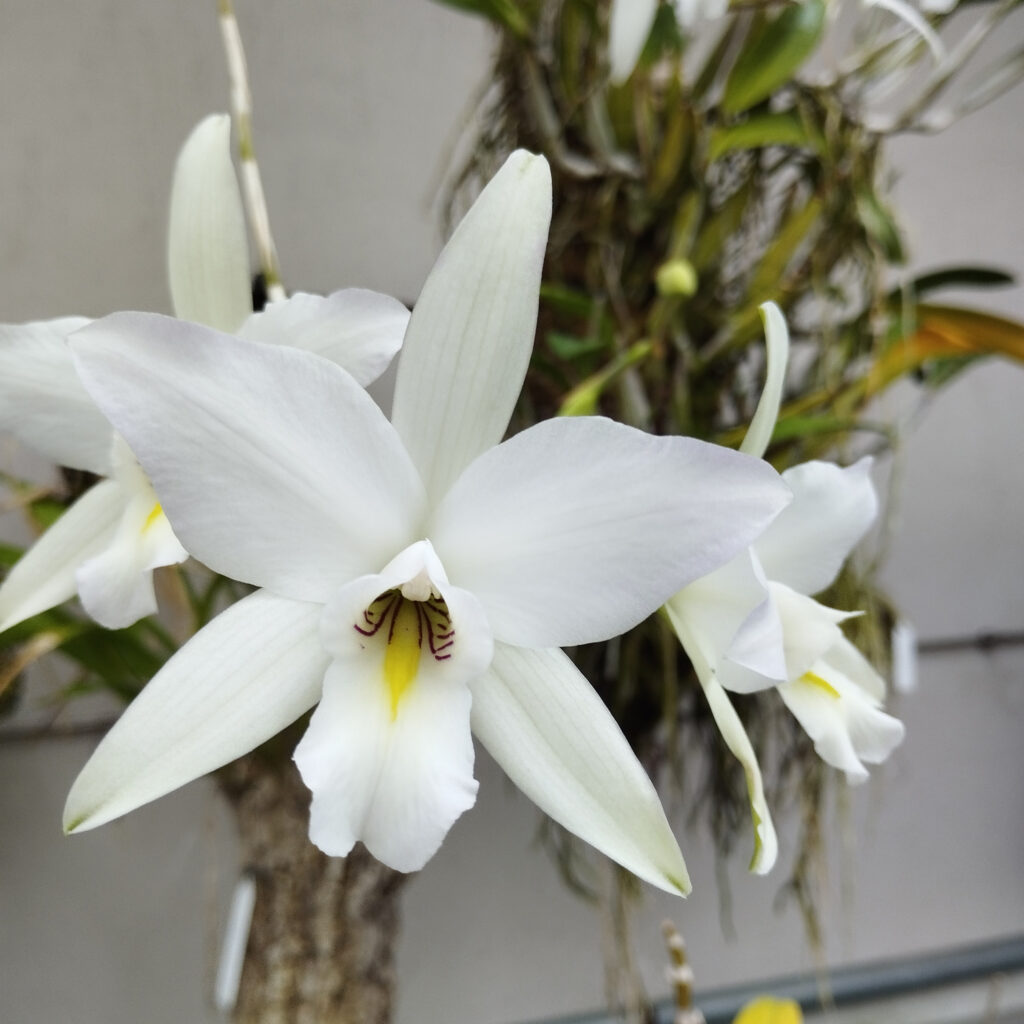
left=693, top=17, right=747, bottom=101
left=856, top=189, right=905, bottom=263
left=721, top=0, right=827, bottom=115
left=650, top=101, right=693, bottom=199
left=748, top=194, right=823, bottom=301
left=708, top=111, right=822, bottom=161
left=887, top=265, right=1015, bottom=302
left=770, top=414, right=893, bottom=444
left=0, top=542, right=24, bottom=569
left=691, top=182, right=752, bottom=271
left=429, top=0, right=530, bottom=38
left=29, top=498, right=67, bottom=530
left=545, top=331, right=608, bottom=360
left=558, top=341, right=653, bottom=416
left=540, top=283, right=595, bottom=318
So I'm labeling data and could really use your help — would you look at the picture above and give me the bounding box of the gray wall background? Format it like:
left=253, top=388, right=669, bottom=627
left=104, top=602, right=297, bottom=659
left=1, top=2, right=1022, bottom=1023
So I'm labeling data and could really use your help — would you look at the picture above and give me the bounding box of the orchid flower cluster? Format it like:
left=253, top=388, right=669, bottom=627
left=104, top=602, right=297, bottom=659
left=0, top=106, right=904, bottom=891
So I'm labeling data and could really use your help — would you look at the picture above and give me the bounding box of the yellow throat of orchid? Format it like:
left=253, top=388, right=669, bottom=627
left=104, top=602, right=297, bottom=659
left=358, top=585, right=455, bottom=721
left=143, top=502, right=164, bottom=533
left=802, top=670, right=840, bottom=699
left=383, top=599, right=422, bottom=718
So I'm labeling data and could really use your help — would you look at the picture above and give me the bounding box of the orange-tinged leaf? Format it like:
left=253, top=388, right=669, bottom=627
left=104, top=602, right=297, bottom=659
left=867, top=304, right=1024, bottom=396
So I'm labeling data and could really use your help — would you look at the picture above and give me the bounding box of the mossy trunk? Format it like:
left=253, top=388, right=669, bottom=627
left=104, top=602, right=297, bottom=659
left=220, top=754, right=406, bottom=1024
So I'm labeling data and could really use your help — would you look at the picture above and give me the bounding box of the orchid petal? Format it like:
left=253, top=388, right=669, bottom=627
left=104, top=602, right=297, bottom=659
left=0, top=480, right=124, bottom=633
left=740, top=303, right=790, bottom=459
left=71, top=314, right=427, bottom=602
left=301, top=540, right=491, bottom=869
left=430, top=416, right=790, bottom=647
left=665, top=603, right=778, bottom=872
left=75, top=436, right=188, bottom=629
left=64, top=590, right=327, bottom=833
left=778, top=637, right=905, bottom=784
left=608, top=0, right=658, bottom=83
left=824, top=624, right=887, bottom=702
left=76, top=502, right=187, bottom=630
left=238, top=289, right=408, bottom=386
left=754, top=458, right=878, bottom=596
left=391, top=150, right=552, bottom=505
left=771, top=584, right=857, bottom=681
left=294, top=649, right=479, bottom=873
left=0, top=318, right=113, bottom=474
left=167, top=114, right=252, bottom=333
left=470, top=643, right=690, bottom=895
left=668, top=549, right=785, bottom=683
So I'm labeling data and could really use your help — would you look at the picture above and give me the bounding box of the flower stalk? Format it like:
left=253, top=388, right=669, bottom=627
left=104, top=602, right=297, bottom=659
left=217, top=0, right=285, bottom=301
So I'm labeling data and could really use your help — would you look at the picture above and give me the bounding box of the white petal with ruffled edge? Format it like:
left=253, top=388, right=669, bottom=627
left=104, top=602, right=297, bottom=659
left=71, top=314, right=427, bottom=602
left=754, top=459, right=878, bottom=597
left=64, top=590, right=328, bottom=833
left=778, top=634, right=905, bottom=784
left=239, top=289, right=408, bottom=386
left=391, top=150, right=551, bottom=504
left=430, top=416, right=790, bottom=648
left=296, top=540, right=492, bottom=870
left=0, top=480, right=124, bottom=633
left=0, top=318, right=113, bottom=474
left=167, top=114, right=252, bottom=333
left=470, top=642, right=690, bottom=895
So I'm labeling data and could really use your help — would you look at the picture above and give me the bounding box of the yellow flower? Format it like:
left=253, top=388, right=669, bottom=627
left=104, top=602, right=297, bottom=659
left=733, top=996, right=803, bottom=1024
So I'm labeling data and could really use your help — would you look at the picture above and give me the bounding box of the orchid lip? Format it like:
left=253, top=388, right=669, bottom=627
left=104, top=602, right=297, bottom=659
left=355, top=586, right=457, bottom=718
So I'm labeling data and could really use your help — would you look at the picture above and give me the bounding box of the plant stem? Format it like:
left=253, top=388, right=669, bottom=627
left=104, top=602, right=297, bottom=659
left=217, top=0, right=286, bottom=301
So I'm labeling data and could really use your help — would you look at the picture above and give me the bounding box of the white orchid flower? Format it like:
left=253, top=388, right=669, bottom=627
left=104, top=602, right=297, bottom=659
left=63, top=151, right=790, bottom=892
left=0, top=114, right=408, bottom=632
left=609, top=0, right=729, bottom=83
left=666, top=303, right=905, bottom=873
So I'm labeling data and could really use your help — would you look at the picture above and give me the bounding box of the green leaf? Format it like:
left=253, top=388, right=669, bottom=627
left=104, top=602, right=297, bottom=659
left=748, top=194, right=823, bottom=301
left=0, top=542, right=25, bottom=569
left=545, top=331, right=608, bottom=360
left=650, top=98, right=693, bottom=199
left=637, top=3, right=685, bottom=74
left=558, top=341, right=653, bottom=416
left=708, top=111, right=822, bottom=162
left=887, top=265, right=1015, bottom=302
left=770, top=414, right=893, bottom=444
left=59, top=625, right=169, bottom=703
left=428, top=0, right=530, bottom=38
left=856, top=189, right=905, bottom=263
left=721, top=0, right=827, bottom=114
left=691, top=181, right=752, bottom=272
left=540, top=283, right=595, bottom=318
left=29, top=498, right=67, bottom=531
left=693, top=18, right=746, bottom=101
